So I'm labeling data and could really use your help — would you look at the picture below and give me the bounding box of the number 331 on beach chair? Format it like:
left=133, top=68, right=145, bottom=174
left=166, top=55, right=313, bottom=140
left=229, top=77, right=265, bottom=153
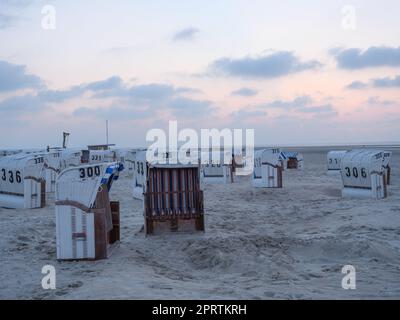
left=55, top=162, right=124, bottom=260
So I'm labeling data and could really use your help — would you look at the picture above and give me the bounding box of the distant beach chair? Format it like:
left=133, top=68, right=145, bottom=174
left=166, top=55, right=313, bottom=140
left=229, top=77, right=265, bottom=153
left=252, top=148, right=283, bottom=188
left=0, top=149, right=23, bottom=158
left=382, top=151, right=392, bottom=185
left=81, top=144, right=117, bottom=164
left=114, top=149, right=137, bottom=177
left=0, top=153, right=46, bottom=209
left=132, top=150, right=149, bottom=200
left=327, top=150, right=348, bottom=175
left=340, top=149, right=389, bottom=199
left=41, top=151, right=63, bottom=193
left=200, top=150, right=233, bottom=184
left=279, top=151, right=303, bottom=170
left=59, top=149, right=82, bottom=170
left=55, top=162, right=124, bottom=260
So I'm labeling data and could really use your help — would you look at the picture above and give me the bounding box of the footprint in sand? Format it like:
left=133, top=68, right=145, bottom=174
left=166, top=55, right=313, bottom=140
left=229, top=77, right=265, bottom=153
left=68, top=281, right=84, bottom=289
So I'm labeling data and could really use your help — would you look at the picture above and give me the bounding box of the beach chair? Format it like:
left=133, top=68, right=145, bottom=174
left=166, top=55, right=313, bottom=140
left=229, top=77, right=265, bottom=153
left=134, top=150, right=204, bottom=234
left=0, top=153, right=46, bottom=209
left=340, top=150, right=388, bottom=199
left=55, top=162, right=123, bottom=260
left=200, top=150, right=233, bottom=184
left=252, top=148, right=283, bottom=188
left=280, top=151, right=303, bottom=170
left=327, top=150, right=348, bottom=175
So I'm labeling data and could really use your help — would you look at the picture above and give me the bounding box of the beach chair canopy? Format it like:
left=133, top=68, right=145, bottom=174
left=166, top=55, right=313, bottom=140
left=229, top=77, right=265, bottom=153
left=56, top=162, right=124, bottom=209
left=340, top=149, right=386, bottom=188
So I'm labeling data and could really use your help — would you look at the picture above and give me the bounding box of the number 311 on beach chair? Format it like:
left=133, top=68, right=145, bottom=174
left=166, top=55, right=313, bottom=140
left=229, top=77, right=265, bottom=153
left=55, top=162, right=124, bottom=260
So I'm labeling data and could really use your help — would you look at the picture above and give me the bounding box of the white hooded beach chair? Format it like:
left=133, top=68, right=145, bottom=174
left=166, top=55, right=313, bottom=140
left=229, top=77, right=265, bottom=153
left=252, top=148, right=283, bottom=188
left=200, top=150, right=233, bottom=184
left=327, top=150, right=348, bottom=175
left=382, top=151, right=392, bottom=185
left=279, top=151, right=303, bottom=170
left=60, top=149, right=82, bottom=170
left=55, top=162, right=124, bottom=260
left=340, top=149, right=389, bottom=199
left=0, top=153, right=46, bottom=209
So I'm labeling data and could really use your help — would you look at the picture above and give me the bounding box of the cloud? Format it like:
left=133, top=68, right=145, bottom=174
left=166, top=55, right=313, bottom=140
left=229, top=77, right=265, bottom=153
left=0, top=60, right=208, bottom=121
left=0, top=13, right=18, bottom=29
left=259, top=95, right=312, bottom=109
left=367, top=96, right=397, bottom=107
left=0, top=94, right=49, bottom=115
left=173, top=27, right=199, bottom=41
left=90, top=81, right=198, bottom=105
left=73, top=96, right=215, bottom=121
left=85, top=76, right=123, bottom=91
left=297, top=104, right=336, bottom=114
left=231, top=87, right=258, bottom=97
left=73, top=106, right=153, bottom=121
left=231, top=109, right=267, bottom=119
left=210, top=51, right=321, bottom=79
left=346, top=74, right=400, bottom=89
left=127, top=84, right=178, bottom=100
left=37, top=86, right=86, bottom=103
left=372, top=75, right=400, bottom=88
left=332, top=46, right=400, bottom=69
left=70, top=80, right=212, bottom=119
left=257, top=95, right=337, bottom=117
left=0, top=60, right=43, bottom=92
left=2, top=0, right=37, bottom=6
left=167, top=97, right=215, bottom=116
left=346, top=81, right=368, bottom=90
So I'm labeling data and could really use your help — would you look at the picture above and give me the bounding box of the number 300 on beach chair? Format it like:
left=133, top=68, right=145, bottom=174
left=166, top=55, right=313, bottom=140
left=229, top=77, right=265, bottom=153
left=55, top=162, right=124, bottom=260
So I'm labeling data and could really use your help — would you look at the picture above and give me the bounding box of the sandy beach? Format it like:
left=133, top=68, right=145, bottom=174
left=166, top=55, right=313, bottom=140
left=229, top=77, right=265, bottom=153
left=1, top=148, right=399, bottom=300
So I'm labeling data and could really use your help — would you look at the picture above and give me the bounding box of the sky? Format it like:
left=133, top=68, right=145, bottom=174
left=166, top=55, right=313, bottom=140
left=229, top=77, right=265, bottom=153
left=0, top=0, right=399, bottom=148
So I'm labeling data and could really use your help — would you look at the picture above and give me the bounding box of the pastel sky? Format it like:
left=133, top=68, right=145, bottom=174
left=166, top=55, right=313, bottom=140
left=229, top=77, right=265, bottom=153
left=0, top=0, right=399, bottom=148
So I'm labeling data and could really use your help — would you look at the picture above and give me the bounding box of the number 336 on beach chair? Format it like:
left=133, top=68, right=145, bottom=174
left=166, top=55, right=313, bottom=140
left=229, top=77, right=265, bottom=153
left=0, top=153, right=46, bottom=209
left=55, top=162, right=124, bottom=260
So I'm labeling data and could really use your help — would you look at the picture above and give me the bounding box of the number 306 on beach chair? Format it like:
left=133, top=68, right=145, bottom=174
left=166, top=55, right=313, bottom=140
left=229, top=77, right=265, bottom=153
left=55, top=162, right=124, bottom=260
left=340, top=150, right=389, bottom=200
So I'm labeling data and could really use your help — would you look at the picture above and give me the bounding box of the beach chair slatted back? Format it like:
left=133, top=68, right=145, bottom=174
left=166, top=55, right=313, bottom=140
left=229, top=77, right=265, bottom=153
left=144, top=166, right=204, bottom=235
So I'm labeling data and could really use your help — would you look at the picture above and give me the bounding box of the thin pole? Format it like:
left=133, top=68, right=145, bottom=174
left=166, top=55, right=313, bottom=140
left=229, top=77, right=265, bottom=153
left=106, top=120, right=109, bottom=145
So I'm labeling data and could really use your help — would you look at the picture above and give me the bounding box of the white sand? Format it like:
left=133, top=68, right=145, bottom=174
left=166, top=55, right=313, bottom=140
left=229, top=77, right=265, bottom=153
left=1, top=149, right=400, bottom=299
